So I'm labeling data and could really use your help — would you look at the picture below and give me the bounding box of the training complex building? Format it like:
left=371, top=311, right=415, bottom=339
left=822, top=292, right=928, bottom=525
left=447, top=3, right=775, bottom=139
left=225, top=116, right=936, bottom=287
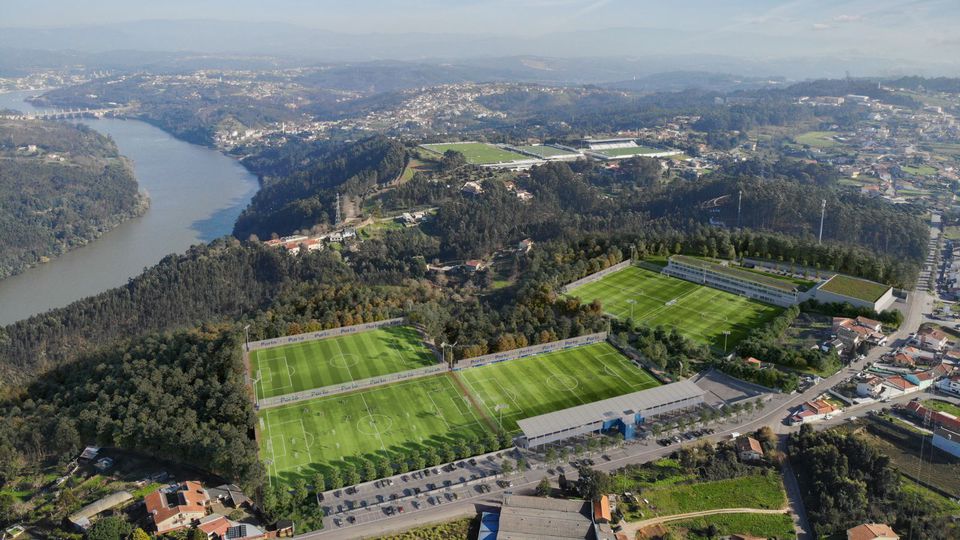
left=662, top=255, right=896, bottom=311
left=515, top=380, right=705, bottom=448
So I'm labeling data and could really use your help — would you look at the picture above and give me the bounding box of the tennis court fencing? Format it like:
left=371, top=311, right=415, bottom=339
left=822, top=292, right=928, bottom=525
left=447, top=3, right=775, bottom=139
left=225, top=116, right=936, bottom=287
left=257, top=363, right=447, bottom=409
left=451, top=332, right=608, bottom=371
left=560, top=259, right=632, bottom=293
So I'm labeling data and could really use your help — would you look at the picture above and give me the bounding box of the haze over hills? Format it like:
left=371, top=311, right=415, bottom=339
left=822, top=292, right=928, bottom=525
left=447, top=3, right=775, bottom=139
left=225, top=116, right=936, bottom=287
left=1, top=19, right=958, bottom=81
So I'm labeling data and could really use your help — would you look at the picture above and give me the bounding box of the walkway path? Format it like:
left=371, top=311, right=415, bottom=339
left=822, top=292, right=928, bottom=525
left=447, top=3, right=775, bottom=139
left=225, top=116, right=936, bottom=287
left=620, top=507, right=789, bottom=538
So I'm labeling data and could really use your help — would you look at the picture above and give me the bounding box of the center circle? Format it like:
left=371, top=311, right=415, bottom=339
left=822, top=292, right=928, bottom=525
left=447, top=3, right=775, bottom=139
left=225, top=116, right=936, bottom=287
left=330, top=354, right=359, bottom=369
left=356, top=414, right=394, bottom=435
left=546, top=373, right=579, bottom=391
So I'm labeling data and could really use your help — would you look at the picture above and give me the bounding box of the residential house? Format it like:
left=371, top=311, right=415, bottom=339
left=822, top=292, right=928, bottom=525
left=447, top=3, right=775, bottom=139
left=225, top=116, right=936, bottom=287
left=834, top=317, right=888, bottom=350
left=145, top=481, right=210, bottom=534
left=462, top=181, right=484, bottom=195
left=917, top=327, right=949, bottom=352
left=932, top=426, right=960, bottom=458
left=790, top=399, right=839, bottom=424
left=206, top=484, right=253, bottom=510
left=223, top=523, right=265, bottom=540
left=593, top=495, right=611, bottom=524
left=463, top=259, right=487, bottom=272
left=745, top=357, right=763, bottom=368
left=846, top=523, right=899, bottom=540
left=882, top=376, right=918, bottom=396
left=890, top=352, right=915, bottom=369
left=900, top=346, right=937, bottom=366
left=938, top=374, right=960, bottom=396
left=197, top=514, right=231, bottom=539
left=518, top=238, right=534, bottom=254
left=857, top=376, right=886, bottom=399
left=275, top=520, right=295, bottom=538
left=903, top=401, right=960, bottom=432
left=736, top=436, right=764, bottom=461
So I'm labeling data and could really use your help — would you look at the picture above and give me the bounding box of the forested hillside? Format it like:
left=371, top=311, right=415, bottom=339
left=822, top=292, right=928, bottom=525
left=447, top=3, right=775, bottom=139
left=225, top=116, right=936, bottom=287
left=0, top=118, right=144, bottom=279
left=0, top=328, right=263, bottom=490
left=233, top=136, right=407, bottom=239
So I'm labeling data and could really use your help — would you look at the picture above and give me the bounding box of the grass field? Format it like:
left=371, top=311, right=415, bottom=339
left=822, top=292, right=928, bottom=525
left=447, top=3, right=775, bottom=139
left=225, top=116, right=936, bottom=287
left=259, top=374, right=487, bottom=483
left=923, top=399, right=960, bottom=417
left=251, top=326, right=437, bottom=399
left=818, top=274, right=889, bottom=302
left=420, top=142, right=530, bottom=165
left=629, top=474, right=787, bottom=517
left=515, top=144, right=579, bottom=158
left=670, top=513, right=796, bottom=539
left=569, top=266, right=783, bottom=350
left=794, top=131, right=841, bottom=148
left=592, top=145, right=670, bottom=157
left=456, top=342, right=659, bottom=432
left=902, top=164, right=938, bottom=177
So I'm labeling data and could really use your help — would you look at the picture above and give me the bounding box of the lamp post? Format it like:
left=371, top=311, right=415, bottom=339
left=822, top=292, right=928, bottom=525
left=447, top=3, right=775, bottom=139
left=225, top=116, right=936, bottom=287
left=723, top=330, right=731, bottom=352
left=626, top=299, right=637, bottom=325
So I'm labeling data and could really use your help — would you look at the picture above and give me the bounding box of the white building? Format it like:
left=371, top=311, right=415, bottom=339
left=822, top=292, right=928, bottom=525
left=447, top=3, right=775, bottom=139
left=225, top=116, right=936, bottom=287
left=662, top=255, right=802, bottom=307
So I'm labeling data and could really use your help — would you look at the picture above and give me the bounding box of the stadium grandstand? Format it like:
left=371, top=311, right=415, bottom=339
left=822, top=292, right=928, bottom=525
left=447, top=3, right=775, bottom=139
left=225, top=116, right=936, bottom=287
left=662, top=255, right=804, bottom=307
left=515, top=380, right=704, bottom=448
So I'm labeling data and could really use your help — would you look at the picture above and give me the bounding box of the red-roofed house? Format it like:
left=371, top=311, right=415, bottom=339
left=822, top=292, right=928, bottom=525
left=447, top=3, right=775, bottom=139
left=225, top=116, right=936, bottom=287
left=883, top=376, right=918, bottom=396
left=890, top=352, right=915, bottom=368
left=847, top=523, right=898, bottom=540
left=736, top=436, right=764, bottom=461
left=790, top=399, right=839, bottom=424
left=903, top=401, right=960, bottom=431
left=834, top=317, right=887, bottom=349
left=918, top=327, right=949, bottom=352
left=593, top=495, right=611, bottom=524
left=144, top=481, right=210, bottom=534
left=745, top=357, right=762, bottom=368
left=197, top=514, right=231, bottom=539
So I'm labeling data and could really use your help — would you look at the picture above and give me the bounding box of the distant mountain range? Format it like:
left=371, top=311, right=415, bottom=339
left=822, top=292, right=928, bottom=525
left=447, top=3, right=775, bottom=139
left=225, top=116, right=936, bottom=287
left=2, top=19, right=958, bottom=82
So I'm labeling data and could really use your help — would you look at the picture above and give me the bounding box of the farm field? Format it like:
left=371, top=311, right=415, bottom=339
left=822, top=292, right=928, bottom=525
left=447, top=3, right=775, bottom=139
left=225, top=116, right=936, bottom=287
left=420, top=142, right=530, bottom=164
left=259, top=374, right=487, bottom=484
left=250, top=325, right=437, bottom=399
left=456, top=342, right=659, bottom=432
left=568, top=265, right=782, bottom=350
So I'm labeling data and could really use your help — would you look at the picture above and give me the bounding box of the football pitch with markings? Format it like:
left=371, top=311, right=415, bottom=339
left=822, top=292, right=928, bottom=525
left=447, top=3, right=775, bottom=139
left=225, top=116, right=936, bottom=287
left=256, top=339, right=659, bottom=483
left=456, top=342, right=660, bottom=432
left=250, top=326, right=437, bottom=399
left=420, top=142, right=530, bottom=164
left=569, top=266, right=782, bottom=350
left=259, top=373, right=487, bottom=484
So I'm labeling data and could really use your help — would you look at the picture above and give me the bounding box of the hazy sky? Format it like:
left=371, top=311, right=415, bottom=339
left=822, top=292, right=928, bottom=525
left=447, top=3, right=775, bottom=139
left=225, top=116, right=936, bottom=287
left=4, top=0, right=960, bottom=63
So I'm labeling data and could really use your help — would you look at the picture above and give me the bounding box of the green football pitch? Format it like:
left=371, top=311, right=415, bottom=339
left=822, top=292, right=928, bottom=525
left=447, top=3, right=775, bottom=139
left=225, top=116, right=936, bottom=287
left=456, top=342, right=660, bottom=433
left=420, top=142, right=530, bottom=164
left=569, top=266, right=782, bottom=350
left=258, top=374, right=487, bottom=484
left=250, top=326, right=437, bottom=399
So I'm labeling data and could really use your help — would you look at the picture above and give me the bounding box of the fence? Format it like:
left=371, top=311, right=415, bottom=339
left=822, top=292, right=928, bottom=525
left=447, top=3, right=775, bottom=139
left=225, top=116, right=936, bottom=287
left=257, top=363, right=447, bottom=409
left=559, top=259, right=632, bottom=293
left=245, top=317, right=405, bottom=351
left=452, top=332, right=608, bottom=371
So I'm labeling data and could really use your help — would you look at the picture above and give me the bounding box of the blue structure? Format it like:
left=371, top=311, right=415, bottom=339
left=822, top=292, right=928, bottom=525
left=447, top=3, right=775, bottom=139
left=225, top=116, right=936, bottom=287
left=516, top=380, right=705, bottom=448
left=478, top=511, right=499, bottom=540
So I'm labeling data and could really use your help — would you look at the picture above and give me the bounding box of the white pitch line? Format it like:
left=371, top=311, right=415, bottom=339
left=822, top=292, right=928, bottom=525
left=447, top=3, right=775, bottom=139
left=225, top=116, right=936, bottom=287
left=358, top=391, right=387, bottom=451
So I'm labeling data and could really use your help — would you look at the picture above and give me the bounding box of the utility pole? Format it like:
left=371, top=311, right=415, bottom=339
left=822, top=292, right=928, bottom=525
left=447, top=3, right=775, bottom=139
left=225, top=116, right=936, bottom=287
left=818, top=199, right=827, bottom=244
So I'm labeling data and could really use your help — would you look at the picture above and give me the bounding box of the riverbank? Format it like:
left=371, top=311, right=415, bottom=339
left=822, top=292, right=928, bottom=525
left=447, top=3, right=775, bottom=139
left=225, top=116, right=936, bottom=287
left=0, top=90, right=259, bottom=326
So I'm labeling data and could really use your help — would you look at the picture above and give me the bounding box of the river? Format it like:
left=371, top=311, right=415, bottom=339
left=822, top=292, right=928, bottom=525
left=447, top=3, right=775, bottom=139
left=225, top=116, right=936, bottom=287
left=0, top=90, right=259, bottom=326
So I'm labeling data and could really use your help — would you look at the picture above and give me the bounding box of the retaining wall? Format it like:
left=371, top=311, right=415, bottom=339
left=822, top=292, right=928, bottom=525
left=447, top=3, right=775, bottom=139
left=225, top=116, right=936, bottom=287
left=258, top=363, right=447, bottom=409
left=560, top=259, right=632, bottom=293
left=452, top=332, right=608, bottom=371
left=246, top=317, right=405, bottom=351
